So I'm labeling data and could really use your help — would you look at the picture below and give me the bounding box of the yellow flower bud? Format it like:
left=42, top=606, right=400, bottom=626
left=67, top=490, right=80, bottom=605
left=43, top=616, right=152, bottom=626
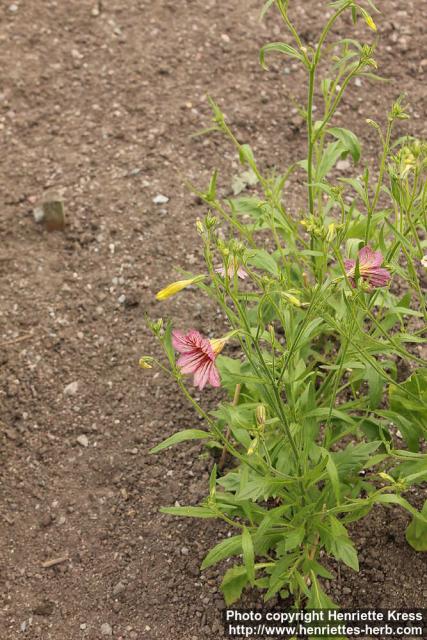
left=362, top=10, right=377, bottom=31
left=378, top=472, right=394, bottom=483
left=139, top=356, right=153, bottom=369
left=210, top=337, right=226, bottom=355
left=155, top=275, right=205, bottom=301
left=210, top=329, right=239, bottom=355
left=326, top=223, right=335, bottom=242
left=247, top=438, right=258, bottom=456
left=282, top=292, right=301, bottom=307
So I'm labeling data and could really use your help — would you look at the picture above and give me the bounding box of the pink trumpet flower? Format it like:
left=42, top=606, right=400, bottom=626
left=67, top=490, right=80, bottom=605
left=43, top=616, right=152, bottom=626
left=344, top=246, right=391, bottom=289
left=172, top=329, right=221, bottom=390
left=215, top=263, right=248, bottom=279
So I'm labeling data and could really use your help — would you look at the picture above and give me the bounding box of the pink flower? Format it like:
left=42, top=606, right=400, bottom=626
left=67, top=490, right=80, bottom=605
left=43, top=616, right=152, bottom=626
left=172, top=329, right=221, bottom=390
left=344, top=246, right=391, bottom=289
left=215, top=263, right=248, bottom=279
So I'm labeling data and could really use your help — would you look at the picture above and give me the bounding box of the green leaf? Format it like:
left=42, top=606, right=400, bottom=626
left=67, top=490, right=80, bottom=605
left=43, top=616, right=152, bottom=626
left=284, top=523, right=305, bottom=551
left=150, top=429, right=211, bottom=454
left=332, top=441, right=381, bottom=476
left=406, top=500, right=427, bottom=552
left=237, top=475, right=290, bottom=501
left=160, top=505, right=216, bottom=519
left=260, top=0, right=276, bottom=20
left=389, top=369, right=427, bottom=451
left=260, top=42, right=304, bottom=69
left=247, top=248, right=279, bottom=276
left=209, top=464, right=217, bottom=498
left=328, top=127, right=362, bottom=163
left=239, top=144, right=258, bottom=175
left=221, top=565, right=249, bottom=605
left=324, top=516, right=359, bottom=571
left=207, top=169, right=218, bottom=200
left=316, top=141, right=346, bottom=180
left=307, top=574, right=338, bottom=608
left=230, top=197, right=264, bottom=220
left=340, top=177, right=368, bottom=204
left=320, top=447, right=341, bottom=504
left=201, top=535, right=242, bottom=569
left=264, top=555, right=296, bottom=601
left=373, top=494, right=427, bottom=523
left=366, top=364, right=385, bottom=409
left=242, top=527, right=255, bottom=585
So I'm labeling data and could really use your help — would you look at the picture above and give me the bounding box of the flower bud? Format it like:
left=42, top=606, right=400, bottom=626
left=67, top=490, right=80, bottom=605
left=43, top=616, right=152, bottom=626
left=326, top=223, right=335, bottom=242
left=256, top=405, right=266, bottom=428
left=139, top=356, right=154, bottom=369
left=247, top=438, right=258, bottom=456
left=156, top=275, right=205, bottom=301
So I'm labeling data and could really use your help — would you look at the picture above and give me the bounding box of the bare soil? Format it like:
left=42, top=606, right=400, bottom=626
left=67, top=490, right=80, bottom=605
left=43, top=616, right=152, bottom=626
left=0, top=1, right=426, bottom=639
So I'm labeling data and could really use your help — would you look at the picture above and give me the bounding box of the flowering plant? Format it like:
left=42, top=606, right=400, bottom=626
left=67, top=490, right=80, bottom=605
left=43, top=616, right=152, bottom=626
left=144, top=0, right=427, bottom=608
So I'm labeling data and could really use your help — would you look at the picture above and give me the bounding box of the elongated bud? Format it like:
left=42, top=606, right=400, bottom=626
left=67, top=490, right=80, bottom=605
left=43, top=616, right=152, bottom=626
left=282, top=292, right=302, bottom=307
left=210, top=329, right=239, bottom=355
left=210, top=337, right=226, bottom=355
left=139, top=356, right=154, bottom=369
left=302, top=271, right=309, bottom=288
left=247, top=437, right=258, bottom=456
left=360, top=8, right=377, bottom=31
left=195, top=218, right=204, bottom=234
left=378, top=472, right=394, bottom=483
left=256, top=405, right=266, bottom=428
left=326, top=223, right=335, bottom=242
left=149, top=318, right=163, bottom=335
left=366, top=118, right=380, bottom=131
left=156, top=275, right=205, bottom=301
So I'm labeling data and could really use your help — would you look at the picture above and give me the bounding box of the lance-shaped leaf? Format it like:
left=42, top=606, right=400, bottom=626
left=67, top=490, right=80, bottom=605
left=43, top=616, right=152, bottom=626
left=150, top=429, right=211, bottom=454
left=260, top=42, right=305, bottom=69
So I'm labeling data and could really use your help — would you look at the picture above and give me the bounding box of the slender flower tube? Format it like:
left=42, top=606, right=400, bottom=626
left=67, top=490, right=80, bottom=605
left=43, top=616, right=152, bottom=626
left=344, top=246, right=391, bottom=289
left=172, top=329, right=221, bottom=390
left=155, top=275, right=204, bottom=301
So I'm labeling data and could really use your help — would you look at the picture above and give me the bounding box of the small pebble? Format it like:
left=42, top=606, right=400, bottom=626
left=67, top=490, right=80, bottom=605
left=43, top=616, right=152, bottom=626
left=113, top=581, right=126, bottom=596
left=101, top=622, right=113, bottom=636
left=336, top=159, right=351, bottom=171
left=64, top=381, right=79, bottom=396
left=153, top=194, right=169, bottom=205
left=76, top=435, right=89, bottom=448
left=33, top=207, right=44, bottom=223
left=181, top=547, right=189, bottom=556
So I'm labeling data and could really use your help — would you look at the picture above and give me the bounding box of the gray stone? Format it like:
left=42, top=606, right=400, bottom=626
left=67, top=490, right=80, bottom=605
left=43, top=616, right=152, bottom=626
left=153, top=194, right=169, bottom=205
left=64, top=381, right=79, bottom=396
left=113, top=581, right=126, bottom=596
left=337, top=159, right=351, bottom=171
left=76, top=435, right=89, bottom=448
left=101, top=622, right=113, bottom=636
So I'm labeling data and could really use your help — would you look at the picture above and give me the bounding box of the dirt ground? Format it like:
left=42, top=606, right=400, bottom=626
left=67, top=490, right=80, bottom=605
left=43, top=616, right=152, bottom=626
left=0, top=1, right=426, bottom=639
